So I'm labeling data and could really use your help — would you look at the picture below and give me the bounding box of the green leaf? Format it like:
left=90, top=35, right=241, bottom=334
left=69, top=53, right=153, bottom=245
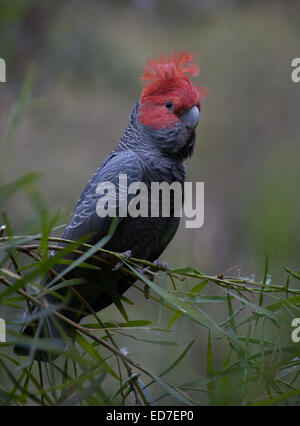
left=84, top=320, right=152, bottom=329
left=75, top=332, right=119, bottom=380
left=253, top=389, right=300, bottom=406
left=126, top=264, right=228, bottom=341
left=46, top=217, right=118, bottom=288
left=166, top=280, right=208, bottom=329
left=158, top=272, right=167, bottom=327
left=58, top=373, right=107, bottom=406
left=159, top=339, right=195, bottom=378
left=206, top=330, right=215, bottom=405
left=259, top=254, right=269, bottom=307
left=226, top=289, right=291, bottom=329
left=0, top=173, right=41, bottom=204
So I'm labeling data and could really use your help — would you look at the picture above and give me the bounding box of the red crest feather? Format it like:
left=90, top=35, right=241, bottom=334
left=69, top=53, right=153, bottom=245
left=141, top=50, right=206, bottom=100
left=141, top=50, right=199, bottom=81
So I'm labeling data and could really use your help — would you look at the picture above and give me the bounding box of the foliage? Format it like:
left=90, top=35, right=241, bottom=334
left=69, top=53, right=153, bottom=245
left=0, top=208, right=300, bottom=406
left=1, top=43, right=300, bottom=407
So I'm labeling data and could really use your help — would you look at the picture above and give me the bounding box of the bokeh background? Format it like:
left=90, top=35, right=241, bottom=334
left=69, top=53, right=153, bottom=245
left=1, top=0, right=300, bottom=404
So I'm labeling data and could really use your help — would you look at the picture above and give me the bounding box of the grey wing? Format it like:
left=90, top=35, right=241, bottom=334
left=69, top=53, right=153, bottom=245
left=61, top=150, right=144, bottom=244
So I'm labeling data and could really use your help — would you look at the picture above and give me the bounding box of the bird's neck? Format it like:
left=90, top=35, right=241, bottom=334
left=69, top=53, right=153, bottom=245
left=115, top=101, right=192, bottom=167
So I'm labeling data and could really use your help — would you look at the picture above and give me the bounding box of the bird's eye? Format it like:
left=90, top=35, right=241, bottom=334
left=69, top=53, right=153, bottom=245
left=165, top=101, right=173, bottom=110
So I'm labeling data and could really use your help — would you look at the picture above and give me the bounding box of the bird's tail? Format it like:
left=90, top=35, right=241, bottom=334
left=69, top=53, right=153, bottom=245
left=14, top=305, right=75, bottom=362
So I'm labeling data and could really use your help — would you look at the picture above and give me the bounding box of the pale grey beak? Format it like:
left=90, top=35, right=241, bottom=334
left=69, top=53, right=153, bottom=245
left=180, top=105, right=200, bottom=130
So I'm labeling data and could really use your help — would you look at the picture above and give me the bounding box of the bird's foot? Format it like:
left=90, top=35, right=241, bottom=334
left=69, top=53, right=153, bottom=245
left=138, top=259, right=169, bottom=281
left=139, top=261, right=168, bottom=300
left=153, top=259, right=169, bottom=272
left=112, top=250, right=132, bottom=271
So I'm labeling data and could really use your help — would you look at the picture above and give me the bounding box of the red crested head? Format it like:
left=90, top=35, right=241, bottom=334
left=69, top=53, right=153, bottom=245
left=139, top=50, right=206, bottom=130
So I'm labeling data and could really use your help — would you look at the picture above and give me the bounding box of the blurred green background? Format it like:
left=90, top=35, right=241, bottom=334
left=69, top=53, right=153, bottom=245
left=1, top=0, right=300, bottom=404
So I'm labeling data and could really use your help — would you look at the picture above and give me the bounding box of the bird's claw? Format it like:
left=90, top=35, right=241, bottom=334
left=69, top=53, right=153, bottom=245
left=140, top=261, right=168, bottom=300
left=112, top=250, right=132, bottom=271
left=153, top=259, right=169, bottom=271
left=139, top=260, right=169, bottom=279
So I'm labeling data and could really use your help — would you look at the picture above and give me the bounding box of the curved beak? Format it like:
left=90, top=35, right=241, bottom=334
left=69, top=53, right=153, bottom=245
left=180, top=105, right=200, bottom=130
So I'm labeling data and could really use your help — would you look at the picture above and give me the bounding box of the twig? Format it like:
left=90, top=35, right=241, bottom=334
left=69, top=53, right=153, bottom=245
left=0, top=276, right=186, bottom=405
